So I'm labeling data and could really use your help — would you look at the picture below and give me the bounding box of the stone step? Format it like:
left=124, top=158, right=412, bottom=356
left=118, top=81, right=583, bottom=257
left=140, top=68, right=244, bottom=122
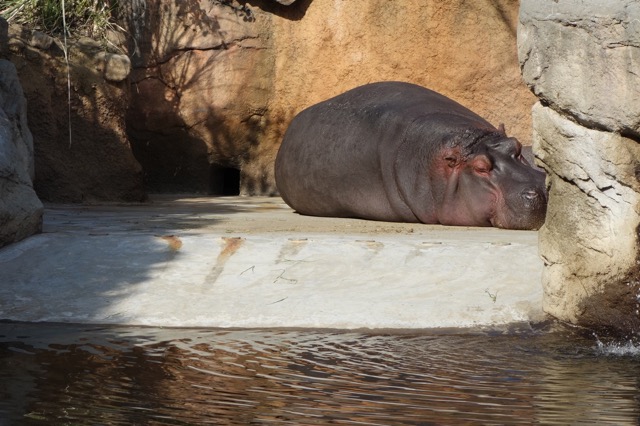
left=0, top=196, right=544, bottom=330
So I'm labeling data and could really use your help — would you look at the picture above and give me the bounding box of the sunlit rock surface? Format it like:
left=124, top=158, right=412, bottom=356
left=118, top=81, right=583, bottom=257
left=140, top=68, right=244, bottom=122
left=519, top=0, right=640, bottom=135
left=519, top=0, right=640, bottom=334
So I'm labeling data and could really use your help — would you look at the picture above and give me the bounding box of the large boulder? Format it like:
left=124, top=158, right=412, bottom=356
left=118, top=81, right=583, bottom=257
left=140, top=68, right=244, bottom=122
left=519, top=0, right=640, bottom=334
left=520, top=0, right=640, bottom=136
left=0, top=59, right=43, bottom=248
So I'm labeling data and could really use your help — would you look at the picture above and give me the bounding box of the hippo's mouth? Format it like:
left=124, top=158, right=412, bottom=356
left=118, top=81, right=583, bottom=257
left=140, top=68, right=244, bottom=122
left=489, top=190, right=547, bottom=230
left=491, top=208, right=546, bottom=230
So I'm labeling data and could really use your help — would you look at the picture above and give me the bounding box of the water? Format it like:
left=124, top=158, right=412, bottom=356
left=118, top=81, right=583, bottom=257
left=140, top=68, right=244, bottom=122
left=1, top=322, right=640, bottom=425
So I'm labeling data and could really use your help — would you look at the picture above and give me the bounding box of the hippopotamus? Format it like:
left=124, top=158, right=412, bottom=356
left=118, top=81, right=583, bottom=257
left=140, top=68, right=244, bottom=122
left=274, top=81, right=547, bottom=230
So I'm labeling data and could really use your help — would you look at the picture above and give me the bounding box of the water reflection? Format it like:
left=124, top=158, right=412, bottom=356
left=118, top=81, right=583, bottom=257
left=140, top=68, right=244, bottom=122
left=1, top=323, right=639, bottom=424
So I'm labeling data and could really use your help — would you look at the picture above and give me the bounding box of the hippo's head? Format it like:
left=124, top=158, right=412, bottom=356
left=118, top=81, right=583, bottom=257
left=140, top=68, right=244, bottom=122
left=434, top=132, right=547, bottom=230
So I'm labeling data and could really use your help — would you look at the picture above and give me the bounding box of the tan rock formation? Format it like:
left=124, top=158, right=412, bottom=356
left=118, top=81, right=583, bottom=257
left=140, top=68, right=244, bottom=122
left=269, top=0, right=535, bottom=150
left=123, top=0, right=275, bottom=194
left=533, top=104, right=640, bottom=330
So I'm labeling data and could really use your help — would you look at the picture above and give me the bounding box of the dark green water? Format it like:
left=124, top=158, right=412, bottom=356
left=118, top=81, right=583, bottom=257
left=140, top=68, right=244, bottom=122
left=1, top=322, right=639, bottom=425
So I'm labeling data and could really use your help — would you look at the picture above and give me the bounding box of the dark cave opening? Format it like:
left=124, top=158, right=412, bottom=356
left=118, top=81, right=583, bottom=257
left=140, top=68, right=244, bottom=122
left=209, top=164, right=240, bottom=195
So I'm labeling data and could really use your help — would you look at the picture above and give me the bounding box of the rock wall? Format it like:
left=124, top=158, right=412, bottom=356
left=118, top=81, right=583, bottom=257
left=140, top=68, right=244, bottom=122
left=0, top=44, right=43, bottom=247
left=269, top=0, right=535, bottom=143
left=4, top=1, right=536, bottom=199
left=6, top=26, right=145, bottom=202
left=121, top=0, right=536, bottom=195
left=519, top=0, right=640, bottom=334
left=122, top=0, right=275, bottom=194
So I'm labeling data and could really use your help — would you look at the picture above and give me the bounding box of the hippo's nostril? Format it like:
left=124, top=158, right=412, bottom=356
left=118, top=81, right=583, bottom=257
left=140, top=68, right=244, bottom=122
left=520, top=189, right=547, bottom=210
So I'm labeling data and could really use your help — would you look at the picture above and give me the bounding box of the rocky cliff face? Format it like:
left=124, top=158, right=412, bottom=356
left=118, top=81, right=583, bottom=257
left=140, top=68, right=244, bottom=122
left=519, top=0, right=640, bottom=334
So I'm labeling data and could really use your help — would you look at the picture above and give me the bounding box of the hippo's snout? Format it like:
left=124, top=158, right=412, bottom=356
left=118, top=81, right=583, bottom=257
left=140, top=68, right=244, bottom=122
left=497, top=186, right=547, bottom=230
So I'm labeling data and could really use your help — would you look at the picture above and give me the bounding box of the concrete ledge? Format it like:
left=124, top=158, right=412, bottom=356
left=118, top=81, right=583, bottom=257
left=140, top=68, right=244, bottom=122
left=0, top=196, right=545, bottom=329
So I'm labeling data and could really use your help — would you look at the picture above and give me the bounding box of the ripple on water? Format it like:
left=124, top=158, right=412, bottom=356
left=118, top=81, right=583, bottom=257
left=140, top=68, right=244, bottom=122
left=1, top=323, right=640, bottom=424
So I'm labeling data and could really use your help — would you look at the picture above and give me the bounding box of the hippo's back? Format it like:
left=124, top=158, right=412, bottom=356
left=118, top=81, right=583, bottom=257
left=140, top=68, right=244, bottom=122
left=274, top=81, right=493, bottom=221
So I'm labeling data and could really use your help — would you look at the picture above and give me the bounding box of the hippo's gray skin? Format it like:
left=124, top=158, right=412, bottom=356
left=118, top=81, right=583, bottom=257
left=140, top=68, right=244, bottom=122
left=274, top=81, right=547, bottom=230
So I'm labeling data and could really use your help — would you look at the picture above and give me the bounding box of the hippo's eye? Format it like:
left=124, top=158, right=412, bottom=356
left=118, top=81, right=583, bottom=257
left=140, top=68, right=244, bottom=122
left=471, top=155, right=492, bottom=175
left=514, top=143, right=522, bottom=158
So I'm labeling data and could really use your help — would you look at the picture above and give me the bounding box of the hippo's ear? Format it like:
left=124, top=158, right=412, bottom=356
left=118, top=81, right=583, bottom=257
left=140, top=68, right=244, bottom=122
left=497, top=123, right=507, bottom=135
left=442, top=148, right=460, bottom=168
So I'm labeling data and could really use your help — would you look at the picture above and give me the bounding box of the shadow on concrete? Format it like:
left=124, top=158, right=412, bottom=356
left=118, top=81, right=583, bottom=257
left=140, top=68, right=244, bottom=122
left=41, top=196, right=257, bottom=236
left=0, top=197, right=272, bottom=327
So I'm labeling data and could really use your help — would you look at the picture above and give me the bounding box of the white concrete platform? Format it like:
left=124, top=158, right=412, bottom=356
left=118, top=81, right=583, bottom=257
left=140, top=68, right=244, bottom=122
left=0, top=196, right=545, bottom=329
